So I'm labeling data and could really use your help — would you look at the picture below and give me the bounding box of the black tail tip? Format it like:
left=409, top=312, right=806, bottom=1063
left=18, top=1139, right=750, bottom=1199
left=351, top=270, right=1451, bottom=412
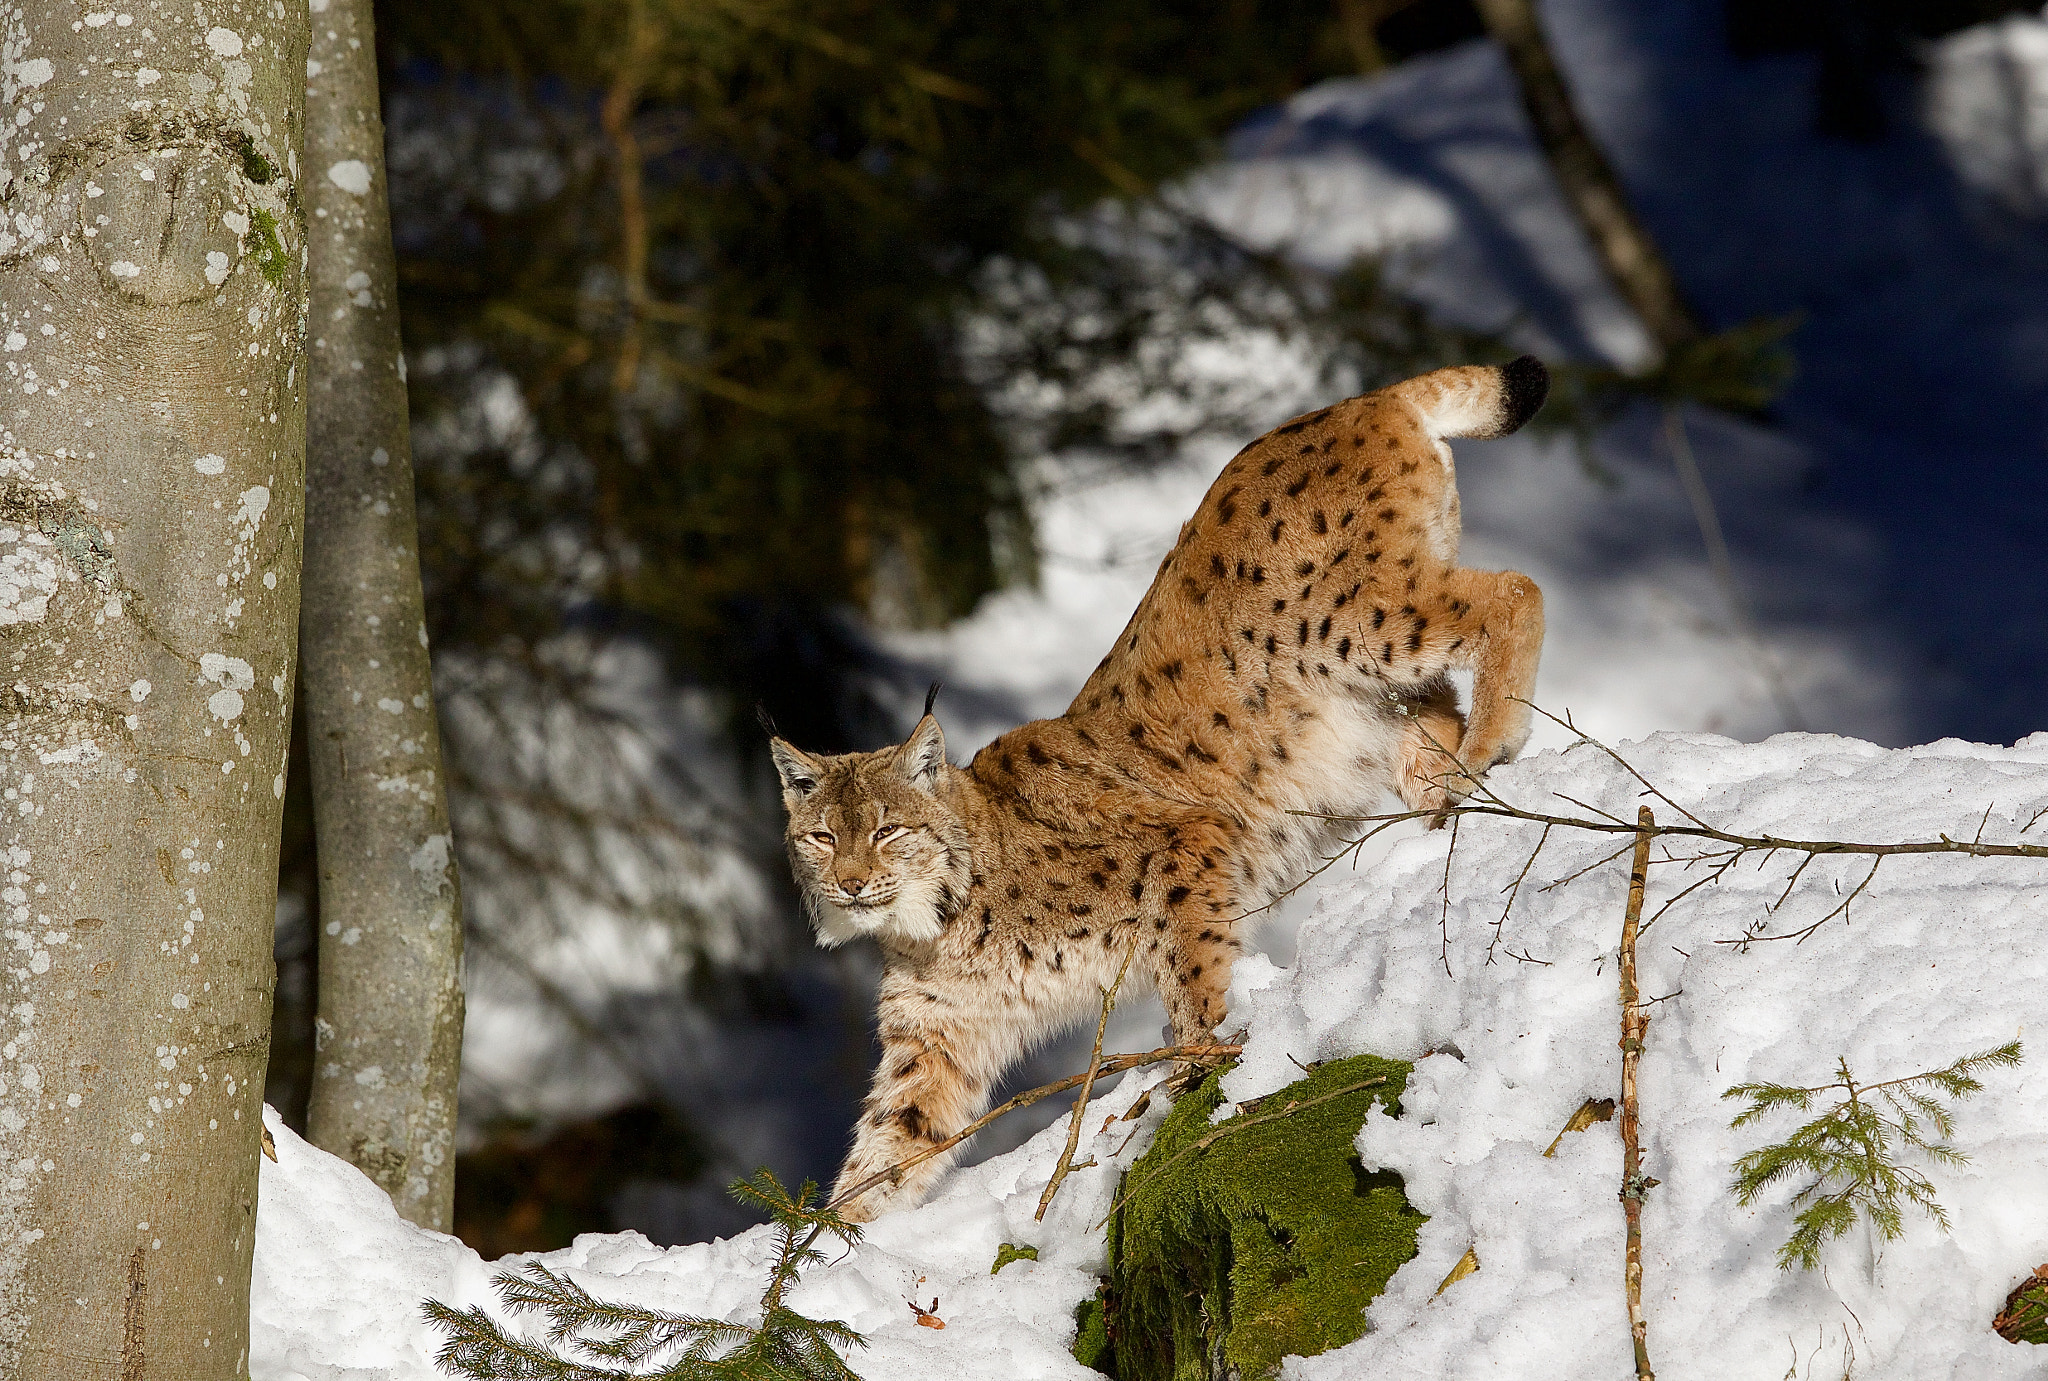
left=1498, top=355, right=1550, bottom=434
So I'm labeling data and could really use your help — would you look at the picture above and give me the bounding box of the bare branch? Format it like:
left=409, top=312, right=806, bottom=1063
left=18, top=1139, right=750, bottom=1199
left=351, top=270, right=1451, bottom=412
left=1036, top=941, right=1138, bottom=1220
left=1488, top=824, right=1551, bottom=965
left=1619, top=806, right=1658, bottom=1381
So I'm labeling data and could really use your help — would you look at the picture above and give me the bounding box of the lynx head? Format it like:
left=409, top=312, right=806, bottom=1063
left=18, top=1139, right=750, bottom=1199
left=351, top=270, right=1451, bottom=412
left=768, top=714, right=972, bottom=949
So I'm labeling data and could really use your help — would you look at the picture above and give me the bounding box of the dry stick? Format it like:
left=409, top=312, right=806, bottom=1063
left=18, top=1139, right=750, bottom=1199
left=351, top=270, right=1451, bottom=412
left=1438, top=813, right=1461, bottom=977
left=827, top=1043, right=1240, bottom=1213
left=1299, top=803, right=2048, bottom=865
left=1096, top=1076, right=1390, bottom=1230
left=1619, top=806, right=1658, bottom=1381
left=1037, top=942, right=1139, bottom=1220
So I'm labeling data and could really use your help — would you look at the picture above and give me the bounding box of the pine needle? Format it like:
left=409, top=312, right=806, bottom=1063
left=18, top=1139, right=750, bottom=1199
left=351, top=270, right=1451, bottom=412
left=1724, top=1041, right=2021, bottom=1270
left=424, top=1170, right=866, bottom=1379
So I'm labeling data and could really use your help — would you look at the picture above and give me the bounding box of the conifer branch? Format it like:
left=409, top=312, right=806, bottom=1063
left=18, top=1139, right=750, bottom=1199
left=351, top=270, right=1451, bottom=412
left=1724, top=1042, right=2022, bottom=1270
left=425, top=1171, right=866, bottom=1380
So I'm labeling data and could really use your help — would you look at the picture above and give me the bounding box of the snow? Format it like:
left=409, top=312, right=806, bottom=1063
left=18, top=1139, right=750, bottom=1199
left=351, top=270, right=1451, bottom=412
left=1225, top=731, right=2048, bottom=1379
left=255, top=732, right=2048, bottom=1378
left=254, top=1069, right=1174, bottom=1381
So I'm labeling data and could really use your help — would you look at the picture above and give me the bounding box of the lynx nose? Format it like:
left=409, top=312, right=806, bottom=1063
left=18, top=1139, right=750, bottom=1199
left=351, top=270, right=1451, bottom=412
left=839, top=874, right=869, bottom=898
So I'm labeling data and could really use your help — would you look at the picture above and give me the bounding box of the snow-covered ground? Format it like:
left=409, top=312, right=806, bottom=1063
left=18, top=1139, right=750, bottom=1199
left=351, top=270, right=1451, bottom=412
left=432, top=0, right=2048, bottom=1284
left=254, top=731, right=2048, bottom=1379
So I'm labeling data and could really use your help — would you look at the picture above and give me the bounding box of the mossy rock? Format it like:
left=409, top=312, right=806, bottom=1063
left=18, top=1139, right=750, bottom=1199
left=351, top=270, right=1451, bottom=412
left=1090, top=1054, right=1421, bottom=1380
left=1995, top=1265, right=2048, bottom=1344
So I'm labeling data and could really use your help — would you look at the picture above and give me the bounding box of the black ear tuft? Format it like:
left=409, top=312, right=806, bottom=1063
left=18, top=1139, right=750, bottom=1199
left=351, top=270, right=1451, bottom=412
left=923, top=681, right=942, bottom=718
left=1497, top=355, right=1550, bottom=435
left=755, top=702, right=779, bottom=738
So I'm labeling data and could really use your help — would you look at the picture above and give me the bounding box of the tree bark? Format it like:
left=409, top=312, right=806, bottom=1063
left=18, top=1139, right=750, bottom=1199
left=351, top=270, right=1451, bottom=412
left=299, top=0, right=465, bottom=1233
left=0, top=3, right=308, bottom=1377
left=1472, top=0, right=1706, bottom=358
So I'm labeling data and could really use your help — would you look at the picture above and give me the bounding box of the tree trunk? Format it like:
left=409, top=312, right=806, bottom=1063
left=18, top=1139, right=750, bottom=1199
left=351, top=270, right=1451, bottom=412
left=299, top=0, right=465, bottom=1233
left=1472, top=0, right=1706, bottom=358
left=0, top=3, right=309, bottom=1377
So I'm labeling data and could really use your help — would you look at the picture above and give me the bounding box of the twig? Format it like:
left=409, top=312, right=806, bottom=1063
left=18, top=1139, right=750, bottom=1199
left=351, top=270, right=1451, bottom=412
left=1037, top=943, right=1138, bottom=1219
left=1489, top=823, right=1551, bottom=964
left=827, top=1043, right=1239, bottom=1213
left=1096, top=1076, right=1389, bottom=1229
left=1438, top=813, right=1460, bottom=977
left=1720, top=856, right=1883, bottom=949
left=1539, top=840, right=1637, bottom=894
left=1619, top=806, right=1658, bottom=1381
left=1663, top=404, right=1805, bottom=733
left=1641, top=849, right=1746, bottom=931
left=1224, top=810, right=1420, bottom=926
left=1520, top=699, right=1714, bottom=830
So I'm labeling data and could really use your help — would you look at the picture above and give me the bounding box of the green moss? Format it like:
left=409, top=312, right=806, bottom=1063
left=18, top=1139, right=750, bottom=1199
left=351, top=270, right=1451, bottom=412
left=992, top=1242, right=1039, bottom=1274
left=1073, top=1288, right=1114, bottom=1374
left=247, top=207, right=288, bottom=287
left=239, top=142, right=275, bottom=186
left=1097, top=1055, right=1420, bottom=1381
left=1997, top=1268, right=2048, bottom=1344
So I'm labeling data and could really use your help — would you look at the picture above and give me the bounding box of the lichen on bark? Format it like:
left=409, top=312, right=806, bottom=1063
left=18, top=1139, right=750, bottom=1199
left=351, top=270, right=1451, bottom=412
left=0, top=2, right=310, bottom=1375
left=298, top=0, right=465, bottom=1233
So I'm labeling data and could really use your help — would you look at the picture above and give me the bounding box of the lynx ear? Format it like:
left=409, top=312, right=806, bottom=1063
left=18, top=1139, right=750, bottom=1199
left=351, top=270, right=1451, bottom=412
left=769, top=738, right=822, bottom=798
left=896, top=715, right=948, bottom=792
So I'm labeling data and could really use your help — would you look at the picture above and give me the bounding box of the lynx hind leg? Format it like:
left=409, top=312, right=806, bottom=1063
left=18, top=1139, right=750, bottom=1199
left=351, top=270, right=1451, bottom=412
left=1439, top=567, right=1544, bottom=789
left=1394, top=678, right=1468, bottom=814
left=830, top=1001, right=1005, bottom=1222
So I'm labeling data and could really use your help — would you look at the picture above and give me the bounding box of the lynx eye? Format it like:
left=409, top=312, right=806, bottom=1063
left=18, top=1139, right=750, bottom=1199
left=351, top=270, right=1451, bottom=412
left=807, top=831, right=836, bottom=848
left=873, top=826, right=909, bottom=845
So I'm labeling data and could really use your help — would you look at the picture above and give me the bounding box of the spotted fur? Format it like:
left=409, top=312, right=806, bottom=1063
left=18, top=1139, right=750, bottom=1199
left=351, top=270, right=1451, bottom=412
left=770, top=358, right=1549, bottom=1219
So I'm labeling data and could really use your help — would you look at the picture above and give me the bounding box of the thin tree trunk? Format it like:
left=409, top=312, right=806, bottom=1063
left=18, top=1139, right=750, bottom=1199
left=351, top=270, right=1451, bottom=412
left=0, top=3, right=308, bottom=1376
left=1472, top=0, right=1706, bottom=358
left=300, top=0, right=465, bottom=1232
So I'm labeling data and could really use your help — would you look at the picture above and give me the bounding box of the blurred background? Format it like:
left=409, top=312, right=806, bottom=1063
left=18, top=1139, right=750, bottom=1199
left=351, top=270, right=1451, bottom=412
left=264, top=0, right=2048, bottom=1254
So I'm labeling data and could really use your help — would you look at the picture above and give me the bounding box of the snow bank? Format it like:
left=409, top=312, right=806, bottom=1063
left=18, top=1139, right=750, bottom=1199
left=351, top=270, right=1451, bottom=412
left=253, top=1066, right=1174, bottom=1381
left=1224, top=730, right=2048, bottom=1380
left=255, top=730, right=2048, bottom=1379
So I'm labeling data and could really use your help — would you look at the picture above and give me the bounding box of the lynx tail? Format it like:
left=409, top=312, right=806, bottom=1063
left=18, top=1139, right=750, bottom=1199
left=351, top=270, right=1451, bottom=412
left=1391, top=355, right=1550, bottom=441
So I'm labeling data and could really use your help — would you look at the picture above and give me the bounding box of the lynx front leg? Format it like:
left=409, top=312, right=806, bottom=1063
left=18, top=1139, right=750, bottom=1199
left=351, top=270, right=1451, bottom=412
left=830, top=987, right=1017, bottom=1222
left=1392, top=677, right=1468, bottom=814
left=1155, top=910, right=1243, bottom=1049
left=1439, top=567, right=1544, bottom=793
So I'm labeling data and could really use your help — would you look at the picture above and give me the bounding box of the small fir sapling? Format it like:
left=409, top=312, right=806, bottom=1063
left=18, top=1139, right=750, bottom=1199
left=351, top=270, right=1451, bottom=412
left=1724, top=1041, right=2022, bottom=1271
left=424, top=1170, right=864, bottom=1380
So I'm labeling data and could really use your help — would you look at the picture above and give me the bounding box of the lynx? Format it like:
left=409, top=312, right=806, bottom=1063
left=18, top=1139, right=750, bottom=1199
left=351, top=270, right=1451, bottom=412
left=770, top=358, right=1549, bottom=1219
